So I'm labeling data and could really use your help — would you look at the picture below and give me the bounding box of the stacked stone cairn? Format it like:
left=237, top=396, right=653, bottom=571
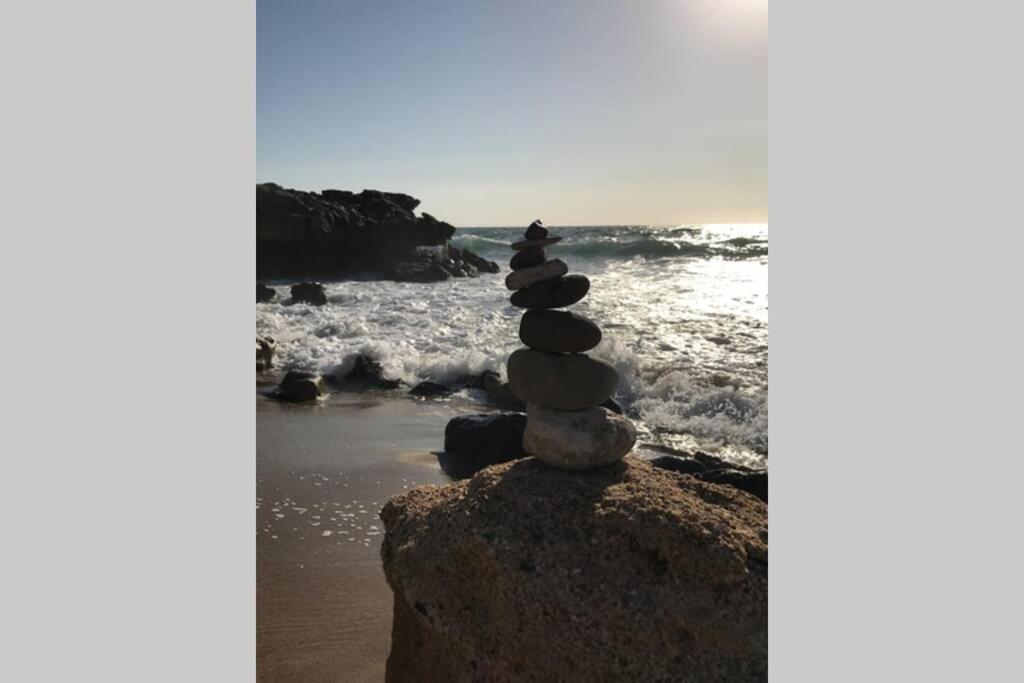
left=505, top=220, right=637, bottom=470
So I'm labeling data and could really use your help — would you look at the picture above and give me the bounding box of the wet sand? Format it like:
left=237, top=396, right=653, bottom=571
left=257, top=392, right=472, bottom=682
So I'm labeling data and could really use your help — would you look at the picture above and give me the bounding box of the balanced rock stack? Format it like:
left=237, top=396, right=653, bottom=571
left=505, top=220, right=636, bottom=470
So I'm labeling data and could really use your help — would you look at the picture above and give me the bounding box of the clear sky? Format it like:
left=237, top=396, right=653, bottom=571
left=257, top=0, right=767, bottom=226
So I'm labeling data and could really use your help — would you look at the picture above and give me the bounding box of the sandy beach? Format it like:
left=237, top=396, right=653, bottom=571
left=256, top=391, right=473, bottom=681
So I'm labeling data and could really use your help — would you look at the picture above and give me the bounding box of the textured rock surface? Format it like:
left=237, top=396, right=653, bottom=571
left=381, top=457, right=767, bottom=682
left=524, top=403, right=636, bottom=469
left=507, top=348, right=618, bottom=410
left=504, top=258, right=568, bottom=290
left=509, top=274, right=590, bottom=309
left=519, top=309, right=602, bottom=353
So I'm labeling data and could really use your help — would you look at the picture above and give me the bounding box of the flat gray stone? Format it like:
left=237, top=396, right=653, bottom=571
left=524, top=403, right=636, bottom=469
left=506, top=348, right=618, bottom=410
left=511, top=236, right=561, bottom=251
left=505, top=259, right=568, bottom=290
left=519, top=310, right=601, bottom=353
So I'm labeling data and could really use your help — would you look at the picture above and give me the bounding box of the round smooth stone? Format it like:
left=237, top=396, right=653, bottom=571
left=509, top=246, right=545, bottom=270
left=506, top=348, right=618, bottom=410
left=505, top=259, right=568, bottom=291
left=510, top=274, right=590, bottom=309
left=519, top=310, right=601, bottom=353
left=525, top=220, right=548, bottom=240
left=511, top=236, right=561, bottom=250
left=524, top=403, right=636, bottom=470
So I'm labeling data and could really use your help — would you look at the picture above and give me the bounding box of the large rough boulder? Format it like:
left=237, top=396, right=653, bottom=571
left=256, top=184, right=496, bottom=281
left=381, top=457, right=767, bottom=681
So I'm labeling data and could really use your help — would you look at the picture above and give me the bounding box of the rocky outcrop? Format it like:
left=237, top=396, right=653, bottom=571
left=257, top=184, right=497, bottom=281
left=381, top=457, right=767, bottom=681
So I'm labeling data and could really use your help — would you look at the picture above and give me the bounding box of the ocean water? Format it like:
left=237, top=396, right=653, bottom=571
left=257, top=224, right=768, bottom=467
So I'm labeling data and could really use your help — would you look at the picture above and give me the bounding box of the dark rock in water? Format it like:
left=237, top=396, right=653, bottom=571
left=507, top=348, right=618, bottom=410
left=519, top=309, right=602, bottom=353
left=442, top=413, right=528, bottom=478
left=509, top=246, right=545, bottom=270
left=256, top=336, right=276, bottom=372
left=504, top=259, right=568, bottom=290
left=706, top=335, right=732, bottom=346
left=257, top=283, right=276, bottom=303
left=648, top=455, right=708, bottom=475
left=343, top=354, right=402, bottom=389
left=698, top=468, right=768, bottom=503
left=511, top=236, right=561, bottom=251
left=601, top=397, right=623, bottom=414
left=510, top=274, right=590, bottom=309
left=381, top=458, right=767, bottom=681
left=460, top=369, right=499, bottom=390
left=409, top=381, right=450, bottom=397
left=290, top=282, right=327, bottom=306
left=524, top=219, right=548, bottom=240
left=450, top=246, right=500, bottom=274
left=277, top=369, right=325, bottom=402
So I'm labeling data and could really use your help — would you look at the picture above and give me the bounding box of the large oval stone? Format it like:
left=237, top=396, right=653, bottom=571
left=519, top=310, right=601, bottom=353
left=509, top=247, right=545, bottom=270
left=510, top=274, right=590, bottom=309
left=524, top=403, right=636, bottom=469
left=505, top=259, right=568, bottom=290
left=511, top=236, right=561, bottom=250
left=506, top=348, right=618, bottom=410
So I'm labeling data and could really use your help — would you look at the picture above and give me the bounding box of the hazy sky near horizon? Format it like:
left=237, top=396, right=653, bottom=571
left=258, top=0, right=767, bottom=226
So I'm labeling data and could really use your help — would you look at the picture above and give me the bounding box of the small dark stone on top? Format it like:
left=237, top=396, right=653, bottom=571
left=525, top=220, right=548, bottom=240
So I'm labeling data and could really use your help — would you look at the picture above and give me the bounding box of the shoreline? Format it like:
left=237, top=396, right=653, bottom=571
left=256, top=392, right=466, bottom=681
